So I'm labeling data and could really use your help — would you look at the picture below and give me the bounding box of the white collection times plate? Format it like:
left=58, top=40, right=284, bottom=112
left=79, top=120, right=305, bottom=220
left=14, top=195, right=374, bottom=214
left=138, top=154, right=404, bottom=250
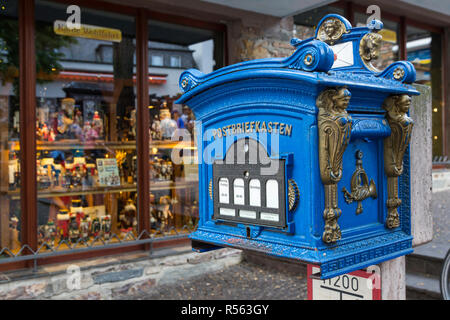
left=307, top=265, right=381, bottom=300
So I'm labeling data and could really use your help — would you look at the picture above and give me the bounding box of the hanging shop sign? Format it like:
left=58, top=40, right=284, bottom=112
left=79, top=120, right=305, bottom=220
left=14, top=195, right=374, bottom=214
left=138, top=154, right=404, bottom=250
left=53, top=20, right=122, bottom=43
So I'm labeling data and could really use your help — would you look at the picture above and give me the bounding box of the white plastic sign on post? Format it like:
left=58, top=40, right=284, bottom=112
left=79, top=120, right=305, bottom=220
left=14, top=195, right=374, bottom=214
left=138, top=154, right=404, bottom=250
left=307, top=265, right=381, bottom=300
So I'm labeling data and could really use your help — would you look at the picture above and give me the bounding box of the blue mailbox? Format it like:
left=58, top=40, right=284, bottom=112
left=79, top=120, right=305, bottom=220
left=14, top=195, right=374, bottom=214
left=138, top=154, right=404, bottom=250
left=176, top=14, right=419, bottom=279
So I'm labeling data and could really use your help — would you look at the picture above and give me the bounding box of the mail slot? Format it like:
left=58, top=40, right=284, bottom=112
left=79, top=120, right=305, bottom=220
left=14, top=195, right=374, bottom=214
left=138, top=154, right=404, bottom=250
left=176, top=14, right=420, bottom=279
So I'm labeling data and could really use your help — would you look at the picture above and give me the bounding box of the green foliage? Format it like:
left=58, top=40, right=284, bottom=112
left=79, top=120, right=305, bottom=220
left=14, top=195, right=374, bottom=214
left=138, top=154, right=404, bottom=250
left=35, top=22, right=77, bottom=84
left=0, top=18, right=77, bottom=103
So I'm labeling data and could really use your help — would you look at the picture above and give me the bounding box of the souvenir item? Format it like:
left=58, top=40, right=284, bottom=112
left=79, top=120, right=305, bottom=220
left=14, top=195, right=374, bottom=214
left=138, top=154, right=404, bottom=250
left=90, top=217, right=101, bottom=238
left=82, top=121, right=98, bottom=141
left=9, top=216, right=20, bottom=251
left=44, top=220, right=57, bottom=248
left=158, top=195, right=173, bottom=230
left=101, top=215, right=112, bottom=240
left=151, top=115, right=161, bottom=140
left=119, top=199, right=137, bottom=233
left=36, top=122, right=43, bottom=140
left=129, top=109, right=136, bottom=138
left=38, top=225, right=46, bottom=247
left=159, top=107, right=178, bottom=140
left=73, top=108, right=83, bottom=127
left=80, top=215, right=91, bottom=242
left=57, top=100, right=74, bottom=135
left=53, top=164, right=62, bottom=187
left=57, top=209, right=70, bottom=242
left=92, top=111, right=104, bottom=137
left=68, top=214, right=80, bottom=243
left=8, top=152, right=19, bottom=190
left=41, top=123, right=50, bottom=140
left=183, top=206, right=193, bottom=228
left=61, top=97, right=75, bottom=118
left=70, top=199, right=84, bottom=225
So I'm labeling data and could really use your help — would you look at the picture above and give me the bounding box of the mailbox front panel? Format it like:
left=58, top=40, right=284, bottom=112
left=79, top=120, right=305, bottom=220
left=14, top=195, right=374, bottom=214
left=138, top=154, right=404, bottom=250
left=196, top=103, right=317, bottom=248
left=177, top=13, right=420, bottom=279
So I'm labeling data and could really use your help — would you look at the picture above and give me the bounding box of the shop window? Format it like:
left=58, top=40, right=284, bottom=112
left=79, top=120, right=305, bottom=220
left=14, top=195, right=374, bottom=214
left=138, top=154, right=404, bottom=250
left=170, top=55, right=181, bottom=68
left=151, top=54, right=164, bottom=67
left=34, top=1, right=138, bottom=250
left=148, top=19, right=224, bottom=234
left=0, top=0, right=21, bottom=255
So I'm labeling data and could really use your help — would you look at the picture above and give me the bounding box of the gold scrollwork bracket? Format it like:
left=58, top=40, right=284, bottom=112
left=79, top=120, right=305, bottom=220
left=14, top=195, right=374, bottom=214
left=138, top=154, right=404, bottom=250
left=317, top=87, right=352, bottom=244
left=342, top=150, right=377, bottom=215
left=383, top=94, right=413, bottom=229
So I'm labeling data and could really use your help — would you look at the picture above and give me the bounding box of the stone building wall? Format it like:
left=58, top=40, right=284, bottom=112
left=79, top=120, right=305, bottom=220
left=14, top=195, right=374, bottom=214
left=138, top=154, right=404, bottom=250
left=227, top=16, right=297, bottom=63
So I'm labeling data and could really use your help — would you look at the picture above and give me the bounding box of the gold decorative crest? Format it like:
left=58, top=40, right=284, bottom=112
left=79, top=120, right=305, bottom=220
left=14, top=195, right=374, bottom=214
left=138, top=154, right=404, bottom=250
left=317, top=87, right=352, bottom=244
left=316, top=17, right=347, bottom=45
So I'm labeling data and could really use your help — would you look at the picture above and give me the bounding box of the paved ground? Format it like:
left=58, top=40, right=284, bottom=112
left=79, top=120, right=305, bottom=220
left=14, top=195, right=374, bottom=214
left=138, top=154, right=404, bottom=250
left=119, top=259, right=307, bottom=300
left=414, top=190, right=450, bottom=259
left=117, top=190, right=449, bottom=301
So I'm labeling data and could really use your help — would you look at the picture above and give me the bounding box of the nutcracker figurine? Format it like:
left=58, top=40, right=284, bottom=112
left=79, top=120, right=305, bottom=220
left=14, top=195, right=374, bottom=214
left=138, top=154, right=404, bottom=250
left=90, top=217, right=101, bottom=238
left=44, top=220, right=57, bottom=248
left=68, top=213, right=80, bottom=244
left=56, top=209, right=70, bottom=242
left=80, top=215, right=91, bottom=242
left=70, top=198, right=84, bottom=225
left=101, top=215, right=112, bottom=240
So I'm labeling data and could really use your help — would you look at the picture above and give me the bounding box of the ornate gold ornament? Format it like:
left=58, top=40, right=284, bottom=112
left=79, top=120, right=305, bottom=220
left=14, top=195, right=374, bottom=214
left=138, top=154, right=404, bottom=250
left=316, top=18, right=347, bottom=45
left=288, top=179, right=300, bottom=211
left=317, top=87, right=352, bottom=244
left=181, top=78, right=189, bottom=89
left=209, top=179, right=213, bottom=200
left=304, top=54, right=314, bottom=66
left=359, top=32, right=382, bottom=71
left=393, top=67, right=405, bottom=80
left=342, top=150, right=377, bottom=215
left=383, top=94, right=413, bottom=229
